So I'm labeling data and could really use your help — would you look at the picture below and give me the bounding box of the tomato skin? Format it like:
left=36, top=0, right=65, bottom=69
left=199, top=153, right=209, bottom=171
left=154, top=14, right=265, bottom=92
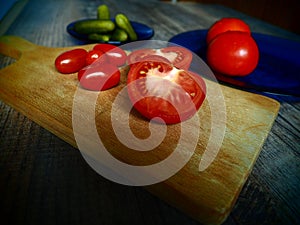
left=127, top=60, right=206, bottom=124
left=78, top=64, right=120, bottom=91
left=55, top=48, right=87, bottom=74
left=206, top=31, right=259, bottom=76
left=86, top=49, right=107, bottom=65
left=127, top=46, right=192, bottom=70
left=93, top=43, right=127, bottom=66
left=206, top=18, right=251, bottom=44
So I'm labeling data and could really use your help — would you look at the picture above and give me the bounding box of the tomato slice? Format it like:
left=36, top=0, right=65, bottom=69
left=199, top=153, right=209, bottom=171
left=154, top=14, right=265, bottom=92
left=129, top=55, right=172, bottom=71
left=78, top=63, right=120, bottom=91
left=127, top=46, right=193, bottom=70
left=160, top=46, right=192, bottom=70
left=127, top=48, right=156, bottom=65
left=55, top=48, right=87, bottom=74
left=93, top=43, right=127, bottom=66
left=127, top=60, right=206, bottom=124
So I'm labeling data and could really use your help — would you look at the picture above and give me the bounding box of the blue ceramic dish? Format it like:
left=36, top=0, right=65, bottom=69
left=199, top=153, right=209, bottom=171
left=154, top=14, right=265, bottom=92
left=67, top=19, right=154, bottom=45
left=169, top=30, right=300, bottom=97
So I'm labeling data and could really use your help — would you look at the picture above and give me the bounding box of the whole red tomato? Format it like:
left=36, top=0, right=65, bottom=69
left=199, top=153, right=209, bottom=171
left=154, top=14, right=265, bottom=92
left=55, top=48, right=87, bottom=74
left=206, top=31, right=259, bottom=76
left=206, top=18, right=251, bottom=44
left=127, top=60, right=206, bottom=124
left=86, top=49, right=107, bottom=65
left=93, top=43, right=127, bottom=66
left=78, top=63, right=120, bottom=91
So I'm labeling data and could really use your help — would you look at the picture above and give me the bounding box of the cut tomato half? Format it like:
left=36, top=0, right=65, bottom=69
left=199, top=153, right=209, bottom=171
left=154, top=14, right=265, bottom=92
left=127, top=60, right=206, bottom=124
left=127, top=46, right=193, bottom=70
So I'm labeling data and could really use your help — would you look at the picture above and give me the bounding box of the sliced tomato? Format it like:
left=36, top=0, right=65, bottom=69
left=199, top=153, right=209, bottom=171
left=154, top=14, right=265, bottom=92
left=127, top=48, right=156, bottom=65
left=127, top=46, right=193, bottom=70
left=160, top=46, right=192, bottom=70
left=129, top=55, right=172, bottom=71
left=78, top=63, right=120, bottom=91
left=93, top=43, right=127, bottom=66
left=127, top=60, right=206, bottom=124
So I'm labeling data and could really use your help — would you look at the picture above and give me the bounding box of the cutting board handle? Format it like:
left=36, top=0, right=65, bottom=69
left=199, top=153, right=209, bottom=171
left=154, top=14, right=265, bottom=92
left=0, top=35, right=36, bottom=60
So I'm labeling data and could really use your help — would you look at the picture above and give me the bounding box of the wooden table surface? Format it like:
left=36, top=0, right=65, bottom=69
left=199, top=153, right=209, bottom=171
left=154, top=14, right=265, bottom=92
left=0, top=0, right=299, bottom=224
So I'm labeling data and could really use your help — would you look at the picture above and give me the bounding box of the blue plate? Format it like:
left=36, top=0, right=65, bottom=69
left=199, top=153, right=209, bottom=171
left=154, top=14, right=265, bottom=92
left=169, top=30, right=300, bottom=97
left=67, top=19, right=154, bottom=45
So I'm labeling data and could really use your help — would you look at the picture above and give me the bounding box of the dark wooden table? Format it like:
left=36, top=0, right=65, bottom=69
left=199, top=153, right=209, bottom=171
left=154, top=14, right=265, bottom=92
left=1, top=0, right=299, bottom=224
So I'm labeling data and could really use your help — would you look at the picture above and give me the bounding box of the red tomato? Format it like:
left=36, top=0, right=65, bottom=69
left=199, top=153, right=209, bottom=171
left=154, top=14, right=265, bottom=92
left=127, top=46, right=193, bottom=70
left=127, top=48, right=156, bottom=65
left=140, top=55, right=172, bottom=64
left=127, top=60, right=206, bottom=124
left=55, top=48, right=87, bottom=74
left=206, top=18, right=251, bottom=44
left=78, top=64, right=120, bottom=91
left=86, top=49, right=107, bottom=65
left=160, top=46, right=192, bottom=70
left=93, top=44, right=127, bottom=66
left=206, top=31, right=259, bottom=76
left=129, top=55, right=172, bottom=70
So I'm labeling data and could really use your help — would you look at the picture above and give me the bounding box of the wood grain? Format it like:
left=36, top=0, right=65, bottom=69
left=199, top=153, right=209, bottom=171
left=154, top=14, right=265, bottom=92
left=0, top=35, right=280, bottom=225
left=1, top=0, right=299, bottom=225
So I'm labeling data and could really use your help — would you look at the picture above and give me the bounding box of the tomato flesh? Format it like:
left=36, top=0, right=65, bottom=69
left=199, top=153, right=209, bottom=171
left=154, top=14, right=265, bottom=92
left=207, top=31, right=259, bottom=76
left=55, top=48, right=87, bottom=74
left=206, top=18, right=251, bottom=44
left=127, top=48, right=156, bottom=65
left=127, top=60, right=206, bottom=124
left=78, top=64, right=120, bottom=91
left=127, top=46, right=192, bottom=70
left=160, top=46, right=192, bottom=70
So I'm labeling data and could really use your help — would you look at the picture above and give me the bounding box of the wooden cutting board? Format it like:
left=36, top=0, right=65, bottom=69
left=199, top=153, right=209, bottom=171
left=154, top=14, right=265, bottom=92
left=0, top=35, right=280, bottom=225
